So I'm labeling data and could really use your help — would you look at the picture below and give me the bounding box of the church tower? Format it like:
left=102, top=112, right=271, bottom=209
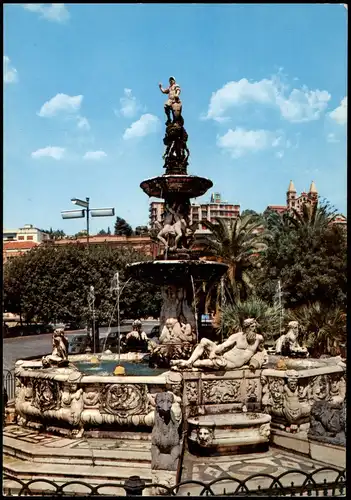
left=286, top=180, right=297, bottom=209
left=308, top=181, right=318, bottom=204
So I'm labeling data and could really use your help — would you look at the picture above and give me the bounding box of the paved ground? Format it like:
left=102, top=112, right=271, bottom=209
left=3, top=321, right=158, bottom=371
left=3, top=425, right=344, bottom=496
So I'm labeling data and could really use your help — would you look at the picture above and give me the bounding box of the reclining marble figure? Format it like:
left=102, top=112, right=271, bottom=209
left=171, top=318, right=267, bottom=371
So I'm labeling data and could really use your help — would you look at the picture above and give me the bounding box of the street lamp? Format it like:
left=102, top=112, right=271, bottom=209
left=61, top=197, right=115, bottom=247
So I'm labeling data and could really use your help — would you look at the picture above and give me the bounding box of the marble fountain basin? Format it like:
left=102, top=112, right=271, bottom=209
left=188, top=412, right=271, bottom=454
left=14, top=355, right=176, bottom=434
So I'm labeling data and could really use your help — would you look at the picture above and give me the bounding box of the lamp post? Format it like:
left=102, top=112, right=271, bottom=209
left=61, top=197, right=115, bottom=352
left=61, top=197, right=115, bottom=248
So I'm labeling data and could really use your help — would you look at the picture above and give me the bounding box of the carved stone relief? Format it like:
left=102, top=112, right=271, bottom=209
left=196, top=426, right=214, bottom=447
left=246, top=379, right=259, bottom=402
left=185, top=381, right=198, bottom=404
left=32, top=379, right=61, bottom=412
left=259, top=423, right=271, bottom=439
left=101, top=384, right=146, bottom=418
left=328, top=374, right=346, bottom=404
left=202, top=379, right=241, bottom=404
left=83, top=386, right=101, bottom=407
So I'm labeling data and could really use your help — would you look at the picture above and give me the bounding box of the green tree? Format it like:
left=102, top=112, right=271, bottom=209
left=201, top=215, right=271, bottom=304
left=3, top=244, right=161, bottom=325
left=135, top=225, right=149, bottom=236
left=220, top=297, right=282, bottom=342
left=40, top=228, right=66, bottom=240
left=74, top=230, right=88, bottom=238
left=97, top=229, right=107, bottom=236
left=258, top=201, right=347, bottom=310
left=287, top=302, right=346, bottom=357
left=114, top=217, right=133, bottom=236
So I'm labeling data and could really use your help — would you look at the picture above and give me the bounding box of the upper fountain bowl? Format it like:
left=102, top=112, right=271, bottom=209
left=127, top=259, right=228, bottom=286
left=140, top=175, right=213, bottom=199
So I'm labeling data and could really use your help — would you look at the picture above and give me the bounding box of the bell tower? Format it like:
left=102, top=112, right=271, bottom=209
left=308, top=181, right=318, bottom=204
left=286, top=180, right=297, bottom=210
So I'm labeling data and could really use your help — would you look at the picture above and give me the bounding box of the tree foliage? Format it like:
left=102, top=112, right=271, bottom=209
left=287, top=302, right=346, bottom=357
left=220, top=297, right=283, bottom=341
left=3, top=244, right=161, bottom=325
left=258, top=201, right=347, bottom=310
left=135, top=225, right=149, bottom=236
left=114, top=217, right=133, bottom=236
left=201, top=215, right=271, bottom=304
left=40, top=228, right=66, bottom=240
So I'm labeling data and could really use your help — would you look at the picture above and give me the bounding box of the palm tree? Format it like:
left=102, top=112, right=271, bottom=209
left=289, top=198, right=339, bottom=235
left=200, top=214, right=272, bottom=306
left=220, top=296, right=283, bottom=342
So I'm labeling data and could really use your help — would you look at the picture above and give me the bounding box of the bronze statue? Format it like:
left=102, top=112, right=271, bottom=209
left=159, top=77, right=182, bottom=125
left=159, top=76, right=190, bottom=175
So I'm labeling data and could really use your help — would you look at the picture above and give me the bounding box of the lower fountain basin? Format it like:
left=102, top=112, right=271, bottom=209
left=72, top=359, right=166, bottom=377
left=188, top=412, right=271, bottom=455
left=127, top=259, right=228, bottom=286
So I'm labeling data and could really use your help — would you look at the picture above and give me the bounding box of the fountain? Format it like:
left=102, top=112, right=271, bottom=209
left=126, top=75, right=228, bottom=368
left=9, top=79, right=346, bottom=491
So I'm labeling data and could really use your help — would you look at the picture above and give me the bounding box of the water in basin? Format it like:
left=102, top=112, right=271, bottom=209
left=73, top=359, right=166, bottom=376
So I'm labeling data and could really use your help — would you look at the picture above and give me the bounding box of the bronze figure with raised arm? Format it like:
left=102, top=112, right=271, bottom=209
left=159, top=76, right=182, bottom=124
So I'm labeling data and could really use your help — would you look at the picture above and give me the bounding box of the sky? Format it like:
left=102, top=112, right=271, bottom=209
left=4, top=3, right=347, bottom=235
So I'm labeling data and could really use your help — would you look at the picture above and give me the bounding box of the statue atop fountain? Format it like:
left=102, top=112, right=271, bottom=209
left=125, top=319, right=149, bottom=352
left=275, top=321, right=309, bottom=358
left=171, top=318, right=268, bottom=371
left=159, top=76, right=189, bottom=175
left=42, top=328, right=69, bottom=368
left=127, top=79, right=228, bottom=368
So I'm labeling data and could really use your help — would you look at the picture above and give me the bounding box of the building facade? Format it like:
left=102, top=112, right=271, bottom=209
left=267, top=180, right=318, bottom=215
left=53, top=235, right=157, bottom=258
left=3, top=241, right=39, bottom=263
left=3, top=224, right=50, bottom=243
left=149, top=192, right=240, bottom=231
left=266, top=180, right=346, bottom=228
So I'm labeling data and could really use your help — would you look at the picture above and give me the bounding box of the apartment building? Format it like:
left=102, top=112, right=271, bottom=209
left=3, top=224, right=50, bottom=243
left=149, top=193, right=240, bottom=230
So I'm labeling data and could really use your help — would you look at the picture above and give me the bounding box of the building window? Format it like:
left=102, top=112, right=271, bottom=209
left=27, top=236, right=33, bottom=240
left=18, top=236, right=25, bottom=240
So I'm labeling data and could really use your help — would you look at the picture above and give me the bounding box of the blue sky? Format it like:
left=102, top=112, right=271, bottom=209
left=4, top=3, right=347, bottom=235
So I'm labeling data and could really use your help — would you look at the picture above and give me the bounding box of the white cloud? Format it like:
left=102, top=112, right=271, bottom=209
left=38, top=94, right=83, bottom=117
left=217, top=127, right=282, bottom=159
left=327, top=133, right=340, bottom=143
left=204, top=75, right=331, bottom=123
left=23, top=4, right=70, bottom=23
left=31, top=146, right=65, bottom=160
left=83, top=151, right=107, bottom=160
left=329, top=97, right=347, bottom=125
left=118, top=88, right=141, bottom=119
left=4, top=56, right=18, bottom=84
left=277, top=87, right=331, bottom=123
left=275, top=151, right=284, bottom=159
left=77, top=116, right=90, bottom=131
left=123, top=114, right=160, bottom=140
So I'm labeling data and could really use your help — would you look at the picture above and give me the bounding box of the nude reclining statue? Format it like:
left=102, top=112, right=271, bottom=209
left=171, top=318, right=268, bottom=371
